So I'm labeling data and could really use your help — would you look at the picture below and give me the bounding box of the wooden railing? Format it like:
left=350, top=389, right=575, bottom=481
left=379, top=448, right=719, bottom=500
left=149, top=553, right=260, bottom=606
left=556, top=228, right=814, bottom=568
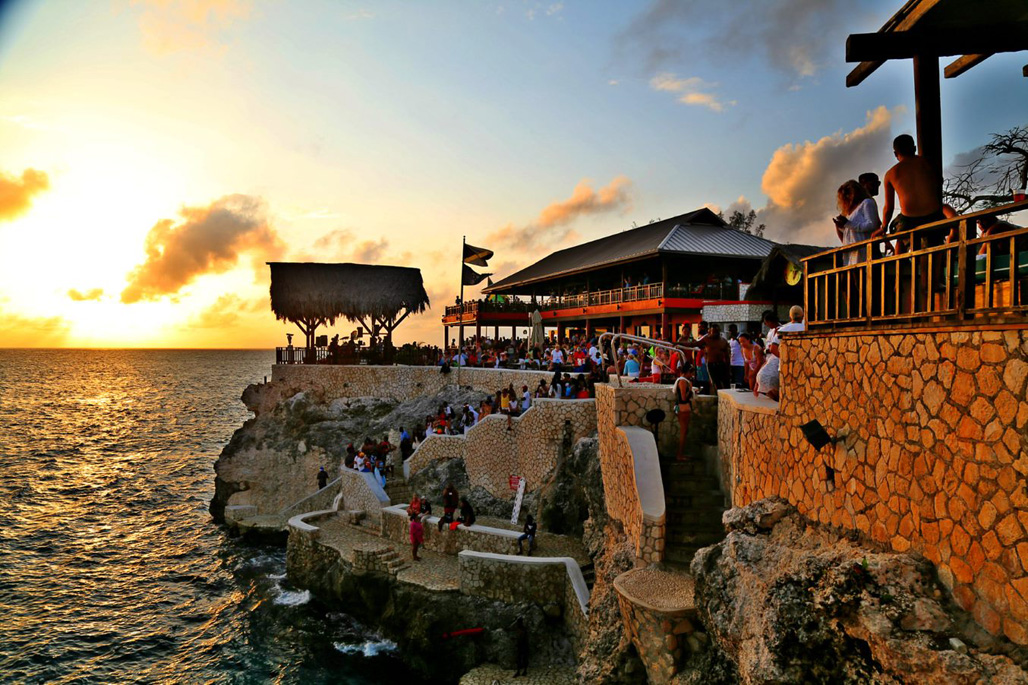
left=803, top=201, right=1028, bottom=328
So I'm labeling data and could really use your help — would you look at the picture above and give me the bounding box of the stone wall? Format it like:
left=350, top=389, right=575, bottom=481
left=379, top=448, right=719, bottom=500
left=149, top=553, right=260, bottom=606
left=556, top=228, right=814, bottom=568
left=271, top=364, right=554, bottom=403
left=339, top=470, right=390, bottom=530
left=381, top=505, right=523, bottom=555
left=405, top=399, right=597, bottom=500
left=718, top=326, right=1028, bottom=644
left=458, top=551, right=590, bottom=649
left=595, top=385, right=667, bottom=563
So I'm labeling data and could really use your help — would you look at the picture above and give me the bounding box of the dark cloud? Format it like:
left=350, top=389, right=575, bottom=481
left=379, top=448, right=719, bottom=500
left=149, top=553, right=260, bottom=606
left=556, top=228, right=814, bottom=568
left=618, top=0, right=849, bottom=79
left=67, top=288, right=104, bottom=302
left=0, top=168, right=49, bottom=222
left=487, top=176, right=633, bottom=251
left=121, top=194, right=283, bottom=303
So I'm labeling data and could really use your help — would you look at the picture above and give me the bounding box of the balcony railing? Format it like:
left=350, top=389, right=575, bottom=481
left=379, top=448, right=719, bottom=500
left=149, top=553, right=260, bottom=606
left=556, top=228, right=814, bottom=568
left=540, top=281, right=744, bottom=310
left=803, top=200, right=1028, bottom=328
left=443, top=299, right=534, bottom=319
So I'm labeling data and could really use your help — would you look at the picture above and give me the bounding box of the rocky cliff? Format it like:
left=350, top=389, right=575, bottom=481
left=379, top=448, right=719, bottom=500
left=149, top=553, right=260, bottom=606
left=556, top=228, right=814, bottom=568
left=687, top=498, right=1028, bottom=684
left=210, top=380, right=488, bottom=521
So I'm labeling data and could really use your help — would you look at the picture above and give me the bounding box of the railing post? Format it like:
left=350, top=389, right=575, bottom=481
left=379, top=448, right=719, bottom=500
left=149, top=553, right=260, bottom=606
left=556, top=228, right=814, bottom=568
left=956, top=219, right=974, bottom=318
left=865, top=241, right=874, bottom=325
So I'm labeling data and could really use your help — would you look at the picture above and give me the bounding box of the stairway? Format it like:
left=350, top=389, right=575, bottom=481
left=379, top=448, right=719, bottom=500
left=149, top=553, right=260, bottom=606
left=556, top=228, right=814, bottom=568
left=580, top=561, right=596, bottom=591
left=660, top=447, right=727, bottom=567
left=383, top=478, right=412, bottom=507
left=376, top=547, right=410, bottom=575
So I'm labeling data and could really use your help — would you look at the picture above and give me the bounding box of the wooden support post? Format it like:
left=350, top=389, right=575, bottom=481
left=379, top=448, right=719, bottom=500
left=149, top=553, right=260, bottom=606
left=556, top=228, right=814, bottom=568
left=913, top=54, right=943, bottom=184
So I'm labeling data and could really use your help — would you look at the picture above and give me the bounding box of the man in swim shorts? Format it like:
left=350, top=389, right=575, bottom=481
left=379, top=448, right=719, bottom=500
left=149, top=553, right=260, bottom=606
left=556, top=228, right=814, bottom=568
left=882, top=134, right=945, bottom=251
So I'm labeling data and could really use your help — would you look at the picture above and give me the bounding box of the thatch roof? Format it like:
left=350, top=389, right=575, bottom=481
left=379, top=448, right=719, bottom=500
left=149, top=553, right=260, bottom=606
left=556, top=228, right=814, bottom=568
left=268, top=262, right=430, bottom=324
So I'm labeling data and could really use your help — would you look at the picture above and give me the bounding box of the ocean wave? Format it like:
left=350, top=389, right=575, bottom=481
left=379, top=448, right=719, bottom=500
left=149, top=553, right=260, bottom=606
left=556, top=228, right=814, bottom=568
left=333, top=639, right=398, bottom=657
left=272, top=589, right=311, bottom=606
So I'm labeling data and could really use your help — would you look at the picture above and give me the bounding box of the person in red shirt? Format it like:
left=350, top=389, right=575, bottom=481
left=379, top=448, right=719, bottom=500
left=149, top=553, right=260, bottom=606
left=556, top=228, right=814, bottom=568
left=409, top=512, right=424, bottom=561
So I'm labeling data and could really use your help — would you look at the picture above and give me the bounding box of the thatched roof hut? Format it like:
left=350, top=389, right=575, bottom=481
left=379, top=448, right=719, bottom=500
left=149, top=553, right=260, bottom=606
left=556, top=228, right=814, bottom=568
left=745, top=244, right=827, bottom=306
left=268, top=262, right=430, bottom=350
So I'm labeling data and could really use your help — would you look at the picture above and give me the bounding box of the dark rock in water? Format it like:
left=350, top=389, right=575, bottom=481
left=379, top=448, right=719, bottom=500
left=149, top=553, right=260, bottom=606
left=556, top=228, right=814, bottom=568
left=689, top=498, right=1028, bottom=684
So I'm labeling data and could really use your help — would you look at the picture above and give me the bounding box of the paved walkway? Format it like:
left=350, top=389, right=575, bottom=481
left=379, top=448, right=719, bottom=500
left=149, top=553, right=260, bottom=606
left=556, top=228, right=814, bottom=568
left=315, top=515, right=460, bottom=592
left=459, top=663, right=576, bottom=684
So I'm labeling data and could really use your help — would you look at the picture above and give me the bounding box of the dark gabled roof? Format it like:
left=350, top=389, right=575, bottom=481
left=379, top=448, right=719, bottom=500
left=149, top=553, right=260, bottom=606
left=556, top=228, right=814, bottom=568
left=268, top=262, right=429, bottom=324
left=745, top=243, right=829, bottom=301
left=483, top=208, right=776, bottom=293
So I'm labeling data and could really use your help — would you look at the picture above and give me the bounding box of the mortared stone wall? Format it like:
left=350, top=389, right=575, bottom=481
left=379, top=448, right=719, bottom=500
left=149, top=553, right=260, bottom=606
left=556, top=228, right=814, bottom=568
left=718, top=326, right=1028, bottom=644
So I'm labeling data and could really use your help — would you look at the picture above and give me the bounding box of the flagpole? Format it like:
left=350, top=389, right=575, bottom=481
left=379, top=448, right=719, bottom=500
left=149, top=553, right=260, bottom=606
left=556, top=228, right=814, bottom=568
left=457, top=235, right=465, bottom=386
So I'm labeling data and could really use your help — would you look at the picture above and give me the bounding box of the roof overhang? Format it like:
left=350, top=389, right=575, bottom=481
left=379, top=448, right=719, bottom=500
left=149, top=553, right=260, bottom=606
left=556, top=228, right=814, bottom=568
left=846, top=0, right=1028, bottom=87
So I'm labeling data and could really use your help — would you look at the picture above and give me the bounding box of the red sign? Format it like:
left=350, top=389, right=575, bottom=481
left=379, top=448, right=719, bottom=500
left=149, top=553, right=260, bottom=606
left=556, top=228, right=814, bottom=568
left=509, top=475, right=522, bottom=491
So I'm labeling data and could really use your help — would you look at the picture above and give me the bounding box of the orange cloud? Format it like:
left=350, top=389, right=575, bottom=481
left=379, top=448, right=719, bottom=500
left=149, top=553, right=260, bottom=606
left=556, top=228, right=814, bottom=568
left=488, top=176, right=633, bottom=250
left=0, top=302, right=70, bottom=347
left=754, top=106, right=899, bottom=244
left=310, top=229, right=391, bottom=264
left=121, top=194, right=283, bottom=303
left=188, top=293, right=264, bottom=328
left=0, top=168, right=49, bottom=222
left=67, top=288, right=105, bottom=302
left=132, top=0, right=252, bottom=53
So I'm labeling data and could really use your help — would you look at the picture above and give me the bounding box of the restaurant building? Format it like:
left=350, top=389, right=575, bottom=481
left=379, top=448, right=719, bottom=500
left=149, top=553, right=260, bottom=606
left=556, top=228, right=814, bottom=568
left=445, top=208, right=779, bottom=343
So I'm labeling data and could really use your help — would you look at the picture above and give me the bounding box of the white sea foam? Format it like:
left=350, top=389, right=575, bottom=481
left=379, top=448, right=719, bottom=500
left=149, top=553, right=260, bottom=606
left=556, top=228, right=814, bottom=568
left=273, top=589, right=311, bottom=606
left=267, top=572, right=287, bottom=580
left=333, top=639, right=398, bottom=657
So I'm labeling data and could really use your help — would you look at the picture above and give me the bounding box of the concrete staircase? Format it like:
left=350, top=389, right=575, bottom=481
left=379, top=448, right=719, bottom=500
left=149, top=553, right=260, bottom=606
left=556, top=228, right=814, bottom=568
left=660, top=446, right=727, bottom=567
left=375, top=547, right=411, bottom=575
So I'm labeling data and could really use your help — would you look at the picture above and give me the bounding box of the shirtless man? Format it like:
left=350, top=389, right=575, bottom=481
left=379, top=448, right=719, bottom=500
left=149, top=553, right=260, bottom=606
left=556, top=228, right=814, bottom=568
left=881, top=134, right=944, bottom=251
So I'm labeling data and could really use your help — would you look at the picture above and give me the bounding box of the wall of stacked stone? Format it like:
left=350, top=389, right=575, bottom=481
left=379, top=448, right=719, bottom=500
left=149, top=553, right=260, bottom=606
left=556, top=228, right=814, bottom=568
left=404, top=399, right=597, bottom=500
left=601, top=382, right=718, bottom=456
left=595, top=385, right=668, bottom=563
left=718, top=326, right=1028, bottom=644
left=458, top=551, right=591, bottom=650
left=270, top=364, right=553, bottom=403
left=381, top=505, right=569, bottom=556
left=404, top=434, right=464, bottom=479
left=339, top=470, right=390, bottom=531
left=459, top=552, right=566, bottom=613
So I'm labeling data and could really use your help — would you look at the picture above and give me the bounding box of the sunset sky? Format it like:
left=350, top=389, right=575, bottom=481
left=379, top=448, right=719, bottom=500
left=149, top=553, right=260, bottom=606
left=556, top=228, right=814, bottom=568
left=1, top=0, right=1025, bottom=348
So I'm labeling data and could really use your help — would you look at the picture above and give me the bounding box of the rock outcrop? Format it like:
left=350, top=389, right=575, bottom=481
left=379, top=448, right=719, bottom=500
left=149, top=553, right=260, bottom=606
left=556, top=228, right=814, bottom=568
left=211, top=381, right=489, bottom=521
left=690, top=498, right=1028, bottom=684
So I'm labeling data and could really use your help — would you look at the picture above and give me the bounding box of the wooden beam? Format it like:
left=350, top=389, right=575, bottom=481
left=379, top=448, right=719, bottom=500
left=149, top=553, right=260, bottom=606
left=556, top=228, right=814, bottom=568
left=847, top=24, right=1028, bottom=63
left=845, top=0, right=945, bottom=87
left=944, top=53, right=990, bottom=79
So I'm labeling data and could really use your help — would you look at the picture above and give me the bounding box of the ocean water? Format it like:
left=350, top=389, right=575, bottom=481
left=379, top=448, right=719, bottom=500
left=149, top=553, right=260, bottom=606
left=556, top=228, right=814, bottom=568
left=0, top=349, right=413, bottom=684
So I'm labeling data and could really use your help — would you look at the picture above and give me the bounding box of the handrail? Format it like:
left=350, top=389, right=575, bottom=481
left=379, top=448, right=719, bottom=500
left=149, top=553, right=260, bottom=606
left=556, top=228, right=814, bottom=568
left=597, top=332, right=691, bottom=388
left=802, top=200, right=1028, bottom=328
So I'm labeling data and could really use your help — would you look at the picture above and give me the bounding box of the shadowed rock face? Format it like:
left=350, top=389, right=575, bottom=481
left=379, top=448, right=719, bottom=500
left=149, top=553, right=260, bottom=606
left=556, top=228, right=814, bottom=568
left=210, top=382, right=489, bottom=522
left=690, top=498, right=1028, bottom=684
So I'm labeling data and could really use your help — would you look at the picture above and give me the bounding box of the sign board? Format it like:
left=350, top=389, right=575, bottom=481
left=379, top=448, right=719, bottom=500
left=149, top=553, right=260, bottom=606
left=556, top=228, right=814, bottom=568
left=510, top=477, right=526, bottom=525
left=509, top=475, right=521, bottom=491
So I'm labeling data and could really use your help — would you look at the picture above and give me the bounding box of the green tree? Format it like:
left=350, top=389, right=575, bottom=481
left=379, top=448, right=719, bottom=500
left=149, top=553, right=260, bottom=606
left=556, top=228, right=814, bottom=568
left=719, top=209, right=766, bottom=238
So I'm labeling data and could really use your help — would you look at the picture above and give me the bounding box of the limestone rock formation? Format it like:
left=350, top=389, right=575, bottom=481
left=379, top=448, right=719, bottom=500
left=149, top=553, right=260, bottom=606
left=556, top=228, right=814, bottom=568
left=211, top=381, right=489, bottom=521
left=690, top=497, right=1028, bottom=684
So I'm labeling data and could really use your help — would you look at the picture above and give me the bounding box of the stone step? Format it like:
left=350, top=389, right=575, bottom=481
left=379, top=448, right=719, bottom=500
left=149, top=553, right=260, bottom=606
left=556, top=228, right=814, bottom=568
left=662, top=476, right=723, bottom=493
left=665, top=508, right=725, bottom=527
left=665, top=493, right=727, bottom=511
left=665, top=529, right=725, bottom=547
left=580, top=562, right=596, bottom=590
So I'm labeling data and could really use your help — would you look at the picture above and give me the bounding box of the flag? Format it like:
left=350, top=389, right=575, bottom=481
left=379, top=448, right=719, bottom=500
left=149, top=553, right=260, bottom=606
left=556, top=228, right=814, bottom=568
left=463, top=243, right=493, bottom=267
left=462, top=264, right=491, bottom=286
